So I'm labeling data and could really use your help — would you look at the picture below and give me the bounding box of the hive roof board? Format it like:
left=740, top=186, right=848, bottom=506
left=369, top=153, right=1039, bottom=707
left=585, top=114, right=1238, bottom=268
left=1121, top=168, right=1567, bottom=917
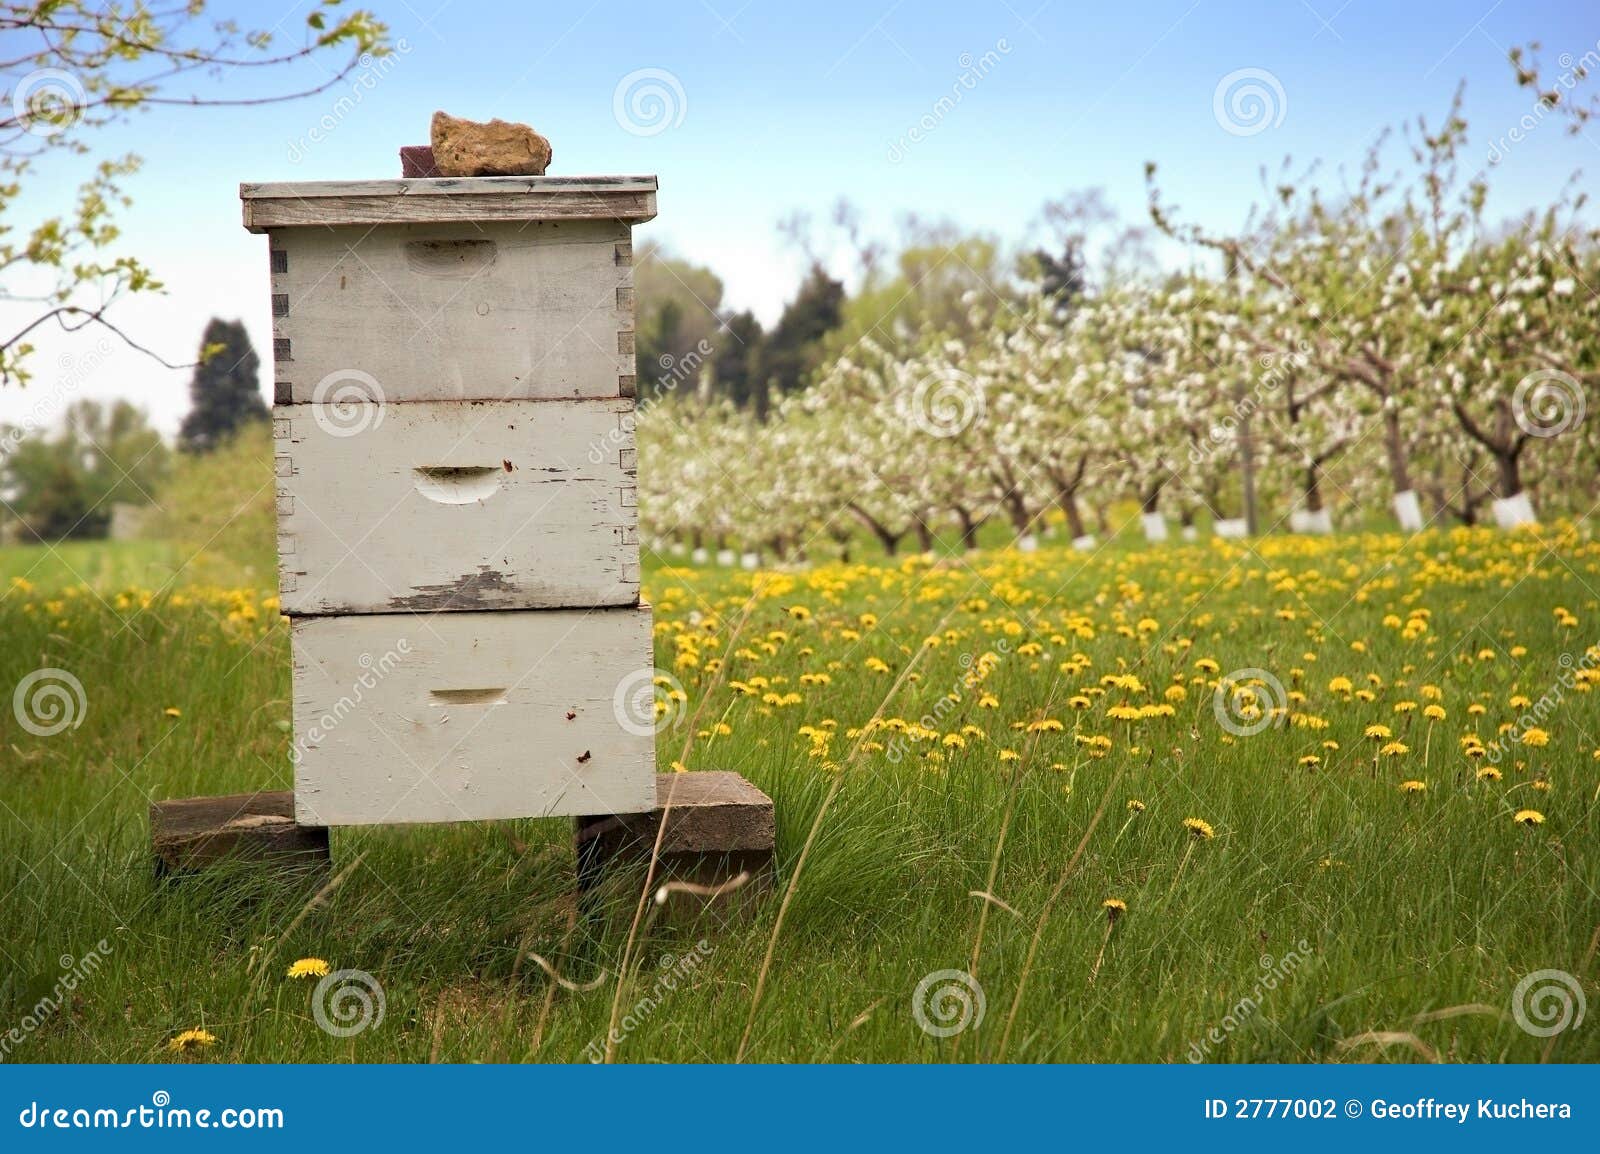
left=241, top=175, right=658, bottom=231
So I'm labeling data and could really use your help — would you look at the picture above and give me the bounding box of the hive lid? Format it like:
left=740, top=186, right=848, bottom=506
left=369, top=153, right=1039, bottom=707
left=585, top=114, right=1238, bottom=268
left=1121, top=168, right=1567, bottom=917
left=240, top=174, right=658, bottom=231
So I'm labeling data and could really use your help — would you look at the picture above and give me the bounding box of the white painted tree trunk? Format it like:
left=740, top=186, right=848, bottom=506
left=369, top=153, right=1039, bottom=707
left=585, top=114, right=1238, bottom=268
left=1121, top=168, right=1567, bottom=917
left=1290, top=508, right=1333, bottom=535
left=1072, top=534, right=1097, bottom=551
left=1492, top=492, right=1537, bottom=528
left=1141, top=513, right=1169, bottom=543
left=1392, top=489, right=1424, bottom=532
left=1017, top=533, right=1039, bottom=553
left=1214, top=518, right=1249, bottom=539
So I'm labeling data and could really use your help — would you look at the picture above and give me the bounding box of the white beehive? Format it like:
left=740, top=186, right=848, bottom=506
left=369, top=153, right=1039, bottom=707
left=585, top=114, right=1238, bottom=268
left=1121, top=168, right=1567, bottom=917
left=242, top=175, right=660, bottom=827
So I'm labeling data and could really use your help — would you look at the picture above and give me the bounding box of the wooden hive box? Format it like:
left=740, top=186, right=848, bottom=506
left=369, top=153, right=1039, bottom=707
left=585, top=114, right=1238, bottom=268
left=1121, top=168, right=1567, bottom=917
left=242, top=175, right=660, bottom=828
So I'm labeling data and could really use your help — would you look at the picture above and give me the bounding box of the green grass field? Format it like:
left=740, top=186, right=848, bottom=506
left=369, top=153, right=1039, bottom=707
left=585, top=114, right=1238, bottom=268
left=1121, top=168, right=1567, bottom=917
left=2, top=525, right=1597, bottom=1063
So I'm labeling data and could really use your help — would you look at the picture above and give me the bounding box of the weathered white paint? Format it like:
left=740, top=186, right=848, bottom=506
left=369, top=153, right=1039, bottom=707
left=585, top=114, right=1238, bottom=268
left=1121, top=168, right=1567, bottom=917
left=1071, top=534, right=1097, bottom=551
left=1181, top=525, right=1199, bottom=543
left=1140, top=512, right=1168, bottom=543
left=240, top=176, right=659, bottom=231
left=715, top=548, right=736, bottom=567
left=267, top=220, right=636, bottom=402
left=274, top=398, right=638, bottom=615
left=1392, top=489, right=1424, bottom=532
left=291, top=606, right=657, bottom=825
left=1492, top=491, right=1538, bottom=529
left=740, top=551, right=760, bottom=570
left=1016, top=533, right=1039, bottom=553
left=1214, top=518, right=1249, bottom=539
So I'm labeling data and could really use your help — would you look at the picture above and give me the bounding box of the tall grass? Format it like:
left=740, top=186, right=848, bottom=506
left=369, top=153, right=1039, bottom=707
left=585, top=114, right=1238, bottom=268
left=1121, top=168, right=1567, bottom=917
left=0, top=524, right=1595, bottom=1063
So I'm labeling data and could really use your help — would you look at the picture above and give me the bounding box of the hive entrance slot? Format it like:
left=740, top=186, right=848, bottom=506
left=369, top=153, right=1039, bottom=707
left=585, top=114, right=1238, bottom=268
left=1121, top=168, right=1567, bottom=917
left=413, top=465, right=501, bottom=504
left=429, top=688, right=507, bottom=706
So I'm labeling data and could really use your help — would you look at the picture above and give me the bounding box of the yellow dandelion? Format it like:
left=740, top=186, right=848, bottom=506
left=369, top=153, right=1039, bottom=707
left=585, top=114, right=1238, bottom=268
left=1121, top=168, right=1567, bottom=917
left=1398, top=780, right=1427, bottom=794
left=1182, top=817, right=1215, bottom=840
left=168, top=1028, right=217, bottom=1053
left=1513, top=809, right=1545, bottom=826
left=163, top=707, right=182, bottom=718
left=1476, top=766, right=1503, bottom=782
left=1364, top=724, right=1392, bottom=740
left=1101, top=898, right=1128, bottom=922
left=286, top=957, right=331, bottom=980
left=1518, top=728, right=1550, bottom=747
left=1379, top=741, right=1409, bottom=757
left=1126, top=799, right=1146, bottom=812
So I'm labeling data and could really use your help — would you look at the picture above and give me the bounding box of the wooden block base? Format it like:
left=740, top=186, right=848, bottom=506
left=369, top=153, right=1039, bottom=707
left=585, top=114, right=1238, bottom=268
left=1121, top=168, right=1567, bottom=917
left=575, top=772, right=775, bottom=923
left=150, top=791, right=330, bottom=878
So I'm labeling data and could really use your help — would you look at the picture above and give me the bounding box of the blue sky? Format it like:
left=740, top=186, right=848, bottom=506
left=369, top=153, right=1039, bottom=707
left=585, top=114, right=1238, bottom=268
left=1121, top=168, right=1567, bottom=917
left=7, top=0, right=1598, bottom=432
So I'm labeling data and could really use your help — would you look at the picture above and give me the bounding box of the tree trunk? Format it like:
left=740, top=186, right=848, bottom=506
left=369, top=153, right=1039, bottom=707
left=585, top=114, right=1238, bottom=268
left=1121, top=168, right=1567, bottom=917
left=914, top=516, right=935, bottom=554
left=1382, top=407, right=1413, bottom=493
left=954, top=506, right=983, bottom=551
left=1305, top=461, right=1323, bottom=512
left=1494, top=450, right=1521, bottom=500
left=1060, top=489, right=1087, bottom=539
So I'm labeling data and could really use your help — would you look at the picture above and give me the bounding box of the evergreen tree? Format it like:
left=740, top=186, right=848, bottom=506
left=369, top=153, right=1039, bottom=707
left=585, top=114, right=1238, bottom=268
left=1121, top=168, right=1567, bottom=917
left=178, top=319, right=268, bottom=453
